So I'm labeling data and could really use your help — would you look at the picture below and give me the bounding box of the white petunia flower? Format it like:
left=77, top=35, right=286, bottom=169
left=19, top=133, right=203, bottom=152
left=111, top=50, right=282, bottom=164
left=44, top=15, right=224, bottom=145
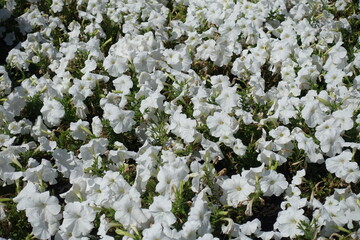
left=113, top=75, right=133, bottom=95
left=156, top=158, right=189, bottom=200
left=142, top=223, right=172, bottom=240
left=326, top=150, right=360, bottom=183
left=269, top=126, right=292, bottom=145
left=103, top=103, right=135, bottom=134
left=61, top=202, right=96, bottom=237
left=169, top=111, right=197, bottom=143
left=301, top=99, right=327, bottom=128
left=70, top=120, right=90, bottom=141
left=103, top=54, right=128, bottom=77
left=206, top=111, right=238, bottom=138
left=24, top=159, right=58, bottom=185
left=91, top=116, right=103, bottom=137
left=79, top=138, right=108, bottom=169
left=52, top=149, right=77, bottom=178
left=324, top=68, right=345, bottom=90
left=14, top=185, right=61, bottom=239
left=196, top=233, right=220, bottom=240
left=221, top=174, right=256, bottom=207
left=233, top=139, right=247, bottom=156
left=40, top=98, right=65, bottom=127
left=149, top=196, right=176, bottom=226
left=260, top=170, right=288, bottom=197
left=215, top=85, right=239, bottom=113
left=51, top=0, right=64, bottom=13
left=274, top=207, right=309, bottom=238
left=114, top=194, right=149, bottom=230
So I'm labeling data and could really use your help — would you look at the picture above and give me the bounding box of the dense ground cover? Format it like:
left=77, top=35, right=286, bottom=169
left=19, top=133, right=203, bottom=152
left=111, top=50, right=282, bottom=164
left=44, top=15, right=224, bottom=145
left=0, top=0, right=360, bottom=239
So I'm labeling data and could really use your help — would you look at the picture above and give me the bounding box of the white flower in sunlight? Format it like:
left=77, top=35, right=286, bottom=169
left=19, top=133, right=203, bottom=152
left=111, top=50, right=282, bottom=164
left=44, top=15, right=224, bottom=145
left=325, top=150, right=360, bottom=183
left=114, top=194, right=149, bottom=229
left=269, top=126, right=292, bottom=145
left=196, top=39, right=216, bottom=61
left=156, top=157, right=189, bottom=200
left=332, top=109, right=354, bottom=131
left=221, top=174, right=256, bottom=207
left=196, top=233, right=220, bottom=240
left=215, top=85, right=239, bottom=113
left=324, top=68, right=345, bottom=89
left=52, top=148, right=77, bottom=178
left=103, top=54, right=128, bottom=77
left=24, top=159, right=58, bottom=185
left=142, top=223, right=171, bottom=240
left=301, top=100, right=327, bottom=128
left=61, top=202, right=96, bottom=237
left=260, top=170, right=288, bottom=197
left=40, top=98, right=65, bottom=127
left=79, top=138, right=108, bottom=169
left=274, top=207, right=308, bottom=238
left=70, top=120, right=90, bottom=141
left=14, top=186, right=61, bottom=239
left=133, top=51, right=156, bottom=73
left=233, top=139, right=247, bottom=156
left=187, top=193, right=212, bottom=235
left=293, top=129, right=324, bottom=163
left=91, top=116, right=103, bottom=137
left=342, top=162, right=360, bottom=183
left=113, top=75, right=133, bottom=95
left=80, top=58, right=97, bottom=74
left=0, top=202, right=6, bottom=221
left=69, top=79, right=93, bottom=101
left=103, top=103, right=135, bottom=134
left=139, top=91, right=165, bottom=115
left=206, top=111, right=238, bottom=138
left=169, top=111, right=197, bottom=143
left=51, top=0, right=64, bottom=13
left=149, top=196, right=176, bottom=226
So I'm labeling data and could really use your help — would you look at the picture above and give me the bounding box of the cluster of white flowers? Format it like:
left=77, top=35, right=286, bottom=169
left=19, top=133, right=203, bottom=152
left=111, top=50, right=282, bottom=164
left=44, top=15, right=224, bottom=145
left=1, top=0, right=360, bottom=239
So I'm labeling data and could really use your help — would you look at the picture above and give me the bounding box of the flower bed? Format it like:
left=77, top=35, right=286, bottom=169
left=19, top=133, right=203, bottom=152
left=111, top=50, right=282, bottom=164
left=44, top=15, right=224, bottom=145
left=0, top=0, right=360, bottom=239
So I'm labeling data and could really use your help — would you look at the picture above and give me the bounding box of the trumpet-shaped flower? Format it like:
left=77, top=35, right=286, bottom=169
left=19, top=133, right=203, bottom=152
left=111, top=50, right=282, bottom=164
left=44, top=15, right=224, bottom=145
left=206, top=111, right=238, bottom=138
left=196, top=39, right=216, bottom=61
left=24, top=159, right=58, bottom=185
left=221, top=174, right=256, bottom=207
left=112, top=75, right=133, bottom=95
left=301, top=100, right=327, bottom=128
left=51, top=0, right=64, bottom=13
left=325, top=150, right=360, bottom=183
left=40, top=98, right=65, bottom=127
left=70, top=120, right=90, bottom=141
left=68, top=79, right=93, bottom=101
left=215, top=85, right=239, bottom=113
left=61, top=202, right=96, bottom=237
left=324, top=68, right=345, bottom=90
left=169, top=111, right=197, bottom=143
left=14, top=185, right=61, bottom=239
left=79, top=138, right=108, bottom=169
left=103, top=54, right=128, bottom=77
left=156, top=157, right=189, bottom=199
left=233, top=139, right=247, bottom=156
left=52, top=149, right=77, bottom=178
left=114, top=194, right=149, bottom=229
left=274, top=207, right=308, bottom=238
left=149, top=196, right=176, bottom=226
left=103, top=103, right=135, bottom=134
left=260, top=170, right=288, bottom=197
left=142, top=223, right=172, bottom=240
